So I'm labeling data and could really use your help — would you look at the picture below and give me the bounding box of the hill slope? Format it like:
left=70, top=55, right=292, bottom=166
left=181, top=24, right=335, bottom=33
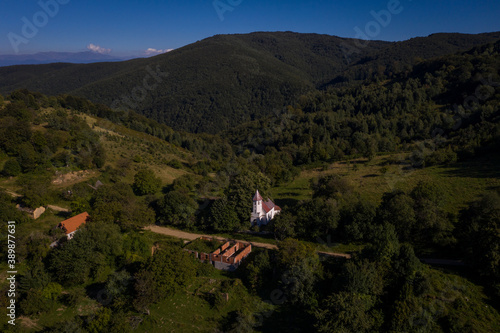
left=0, top=31, right=499, bottom=133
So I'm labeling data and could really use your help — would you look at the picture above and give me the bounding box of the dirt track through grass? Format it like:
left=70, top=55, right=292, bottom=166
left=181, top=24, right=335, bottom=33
left=145, top=225, right=351, bottom=258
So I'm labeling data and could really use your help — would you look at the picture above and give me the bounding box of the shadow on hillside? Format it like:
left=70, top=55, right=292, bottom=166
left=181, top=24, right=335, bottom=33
left=55, top=211, right=71, bottom=219
left=363, top=174, right=379, bottom=178
left=275, top=198, right=299, bottom=208
left=440, top=163, right=500, bottom=179
left=85, top=282, right=108, bottom=304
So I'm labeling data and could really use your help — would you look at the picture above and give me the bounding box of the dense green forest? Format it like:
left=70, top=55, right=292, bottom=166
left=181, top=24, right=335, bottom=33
left=226, top=39, right=500, bottom=170
left=0, top=32, right=499, bottom=133
left=0, top=33, right=499, bottom=332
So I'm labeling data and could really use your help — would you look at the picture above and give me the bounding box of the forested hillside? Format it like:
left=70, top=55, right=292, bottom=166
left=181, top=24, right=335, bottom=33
left=0, top=33, right=499, bottom=332
left=227, top=39, right=500, bottom=170
left=0, top=32, right=499, bottom=133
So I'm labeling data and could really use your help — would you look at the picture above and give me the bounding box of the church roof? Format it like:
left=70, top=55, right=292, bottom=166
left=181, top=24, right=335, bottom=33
left=253, top=190, right=263, bottom=201
left=263, top=199, right=280, bottom=213
left=262, top=201, right=272, bottom=213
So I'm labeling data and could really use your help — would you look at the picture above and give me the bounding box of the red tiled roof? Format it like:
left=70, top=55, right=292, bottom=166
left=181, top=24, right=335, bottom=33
left=262, top=199, right=276, bottom=213
left=253, top=190, right=263, bottom=201
left=60, top=212, right=89, bottom=234
left=262, top=201, right=271, bottom=213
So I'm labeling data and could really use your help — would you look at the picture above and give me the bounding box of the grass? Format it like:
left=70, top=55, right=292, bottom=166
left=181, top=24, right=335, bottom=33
left=419, top=268, right=500, bottom=333
left=18, top=296, right=101, bottom=332
left=271, top=152, right=500, bottom=214
left=308, top=240, right=366, bottom=254
left=214, top=232, right=277, bottom=246
left=97, top=125, right=190, bottom=185
left=270, top=174, right=312, bottom=208
left=138, top=276, right=268, bottom=333
left=184, top=238, right=222, bottom=253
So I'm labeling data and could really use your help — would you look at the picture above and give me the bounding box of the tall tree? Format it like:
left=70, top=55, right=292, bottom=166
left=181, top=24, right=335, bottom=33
left=133, top=169, right=161, bottom=195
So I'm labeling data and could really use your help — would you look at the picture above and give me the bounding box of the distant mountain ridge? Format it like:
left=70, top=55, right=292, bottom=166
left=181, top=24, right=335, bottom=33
left=0, top=51, right=127, bottom=67
left=0, top=31, right=499, bottom=133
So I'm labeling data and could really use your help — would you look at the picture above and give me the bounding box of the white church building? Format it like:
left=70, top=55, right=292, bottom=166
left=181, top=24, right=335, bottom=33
left=250, top=190, right=281, bottom=226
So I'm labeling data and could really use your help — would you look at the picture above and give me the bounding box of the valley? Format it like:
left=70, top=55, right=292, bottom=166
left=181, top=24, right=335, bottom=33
left=0, top=30, right=499, bottom=332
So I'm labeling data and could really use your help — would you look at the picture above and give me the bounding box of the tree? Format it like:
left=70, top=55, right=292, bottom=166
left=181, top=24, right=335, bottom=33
left=392, top=243, right=421, bottom=283
left=16, top=142, right=40, bottom=172
left=17, top=172, right=52, bottom=208
left=92, top=183, right=154, bottom=229
left=277, top=239, right=321, bottom=307
left=0, top=191, right=28, bottom=224
left=341, top=259, right=384, bottom=296
left=48, top=222, right=123, bottom=285
left=315, top=292, right=382, bottom=333
left=311, top=174, right=353, bottom=201
left=87, top=307, right=112, bottom=333
left=272, top=211, right=297, bottom=241
left=41, top=282, right=63, bottom=301
left=133, top=169, right=161, bottom=195
left=133, top=246, right=196, bottom=311
left=240, top=250, right=272, bottom=293
left=2, top=159, right=21, bottom=176
left=133, top=270, right=156, bottom=312
left=104, top=270, right=133, bottom=309
left=456, top=192, right=500, bottom=287
left=226, top=171, right=271, bottom=222
left=340, top=199, right=376, bottom=242
left=410, top=181, right=453, bottom=250
left=0, top=116, right=32, bottom=154
left=19, top=290, right=51, bottom=316
left=295, top=198, right=339, bottom=241
left=92, top=142, right=107, bottom=168
left=156, top=190, right=197, bottom=227
left=209, top=196, right=240, bottom=232
left=377, top=190, right=416, bottom=242
left=18, top=260, right=50, bottom=294
left=366, top=222, right=400, bottom=263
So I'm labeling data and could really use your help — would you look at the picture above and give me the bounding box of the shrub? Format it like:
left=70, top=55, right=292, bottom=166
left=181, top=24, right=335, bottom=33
left=2, top=159, right=21, bottom=176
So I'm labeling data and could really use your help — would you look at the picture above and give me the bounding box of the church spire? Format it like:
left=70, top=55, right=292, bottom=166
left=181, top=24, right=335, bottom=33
left=253, top=189, right=263, bottom=201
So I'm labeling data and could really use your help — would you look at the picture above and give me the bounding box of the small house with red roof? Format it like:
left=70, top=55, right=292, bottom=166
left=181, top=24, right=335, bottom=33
left=58, top=212, right=89, bottom=239
left=250, top=190, right=281, bottom=226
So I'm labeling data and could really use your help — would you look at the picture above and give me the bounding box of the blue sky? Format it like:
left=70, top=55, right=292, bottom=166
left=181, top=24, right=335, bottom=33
left=0, top=0, right=499, bottom=56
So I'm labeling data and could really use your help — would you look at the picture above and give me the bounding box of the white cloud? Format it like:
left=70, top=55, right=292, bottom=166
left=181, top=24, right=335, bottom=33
left=87, top=43, right=111, bottom=54
left=144, top=48, right=174, bottom=56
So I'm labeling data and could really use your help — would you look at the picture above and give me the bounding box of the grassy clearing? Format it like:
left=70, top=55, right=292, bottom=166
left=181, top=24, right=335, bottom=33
left=97, top=127, right=190, bottom=186
left=271, top=152, right=500, bottom=214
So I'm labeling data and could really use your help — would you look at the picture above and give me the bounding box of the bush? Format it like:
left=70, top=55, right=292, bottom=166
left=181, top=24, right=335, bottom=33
left=167, top=159, right=183, bottom=169
left=2, top=159, right=21, bottom=176
left=63, top=288, right=85, bottom=306
left=20, top=290, right=52, bottom=316
left=133, top=169, right=161, bottom=195
left=42, top=282, right=63, bottom=300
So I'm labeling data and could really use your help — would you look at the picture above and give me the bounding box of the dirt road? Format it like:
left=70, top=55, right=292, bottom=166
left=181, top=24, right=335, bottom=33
left=46, top=205, right=70, bottom=213
left=145, top=225, right=351, bottom=258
